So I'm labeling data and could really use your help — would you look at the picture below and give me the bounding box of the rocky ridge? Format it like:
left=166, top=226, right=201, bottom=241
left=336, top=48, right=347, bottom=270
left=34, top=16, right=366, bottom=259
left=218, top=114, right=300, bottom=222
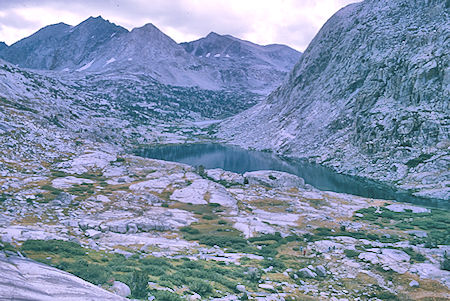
left=219, top=0, right=450, bottom=201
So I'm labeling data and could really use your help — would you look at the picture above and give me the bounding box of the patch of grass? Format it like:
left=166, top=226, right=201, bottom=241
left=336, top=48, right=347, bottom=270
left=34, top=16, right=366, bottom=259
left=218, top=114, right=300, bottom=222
left=441, top=254, right=450, bottom=271
left=406, top=153, right=433, bottom=168
left=150, top=290, right=182, bottom=301
left=21, top=239, right=85, bottom=256
left=344, top=249, right=360, bottom=258
left=202, top=214, right=216, bottom=220
left=402, top=247, right=426, bottom=263
left=354, top=206, right=449, bottom=245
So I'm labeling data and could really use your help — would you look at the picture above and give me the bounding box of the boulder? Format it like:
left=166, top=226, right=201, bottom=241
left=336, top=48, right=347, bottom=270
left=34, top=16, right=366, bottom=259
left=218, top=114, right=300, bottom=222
left=243, top=170, right=305, bottom=189
left=298, top=267, right=317, bottom=278
left=409, top=280, right=419, bottom=288
left=111, top=281, right=131, bottom=297
left=85, top=229, right=101, bottom=239
left=127, top=223, right=138, bottom=234
left=258, top=283, right=275, bottom=290
left=315, top=265, right=327, bottom=277
left=206, top=168, right=245, bottom=185
left=51, top=192, right=74, bottom=207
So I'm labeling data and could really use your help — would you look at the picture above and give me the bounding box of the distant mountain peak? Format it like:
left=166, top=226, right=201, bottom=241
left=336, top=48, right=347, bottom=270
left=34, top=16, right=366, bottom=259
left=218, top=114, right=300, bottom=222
left=206, top=31, right=221, bottom=38
left=133, top=23, right=163, bottom=35
left=0, top=42, right=7, bottom=53
left=77, top=15, right=115, bottom=28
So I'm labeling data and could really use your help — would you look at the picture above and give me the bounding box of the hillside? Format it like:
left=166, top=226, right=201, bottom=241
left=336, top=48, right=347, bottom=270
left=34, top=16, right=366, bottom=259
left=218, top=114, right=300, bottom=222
left=219, top=0, right=450, bottom=200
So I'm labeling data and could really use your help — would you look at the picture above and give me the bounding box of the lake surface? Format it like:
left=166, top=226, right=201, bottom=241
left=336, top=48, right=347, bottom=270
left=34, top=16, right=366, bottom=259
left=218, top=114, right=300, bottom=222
left=137, top=143, right=448, bottom=209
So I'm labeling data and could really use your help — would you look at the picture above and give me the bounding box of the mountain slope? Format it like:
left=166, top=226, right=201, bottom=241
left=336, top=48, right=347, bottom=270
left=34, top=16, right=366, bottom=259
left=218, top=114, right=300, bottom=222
left=219, top=0, right=450, bottom=200
left=0, top=42, right=7, bottom=52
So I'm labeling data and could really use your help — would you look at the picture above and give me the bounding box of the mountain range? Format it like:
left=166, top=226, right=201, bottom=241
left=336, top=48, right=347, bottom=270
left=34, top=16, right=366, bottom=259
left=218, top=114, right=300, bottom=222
left=0, top=1, right=449, bottom=299
left=0, top=16, right=300, bottom=92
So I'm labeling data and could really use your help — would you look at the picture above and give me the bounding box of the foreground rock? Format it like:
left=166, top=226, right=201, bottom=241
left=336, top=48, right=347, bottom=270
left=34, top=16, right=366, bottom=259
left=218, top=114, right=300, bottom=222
left=0, top=253, right=126, bottom=300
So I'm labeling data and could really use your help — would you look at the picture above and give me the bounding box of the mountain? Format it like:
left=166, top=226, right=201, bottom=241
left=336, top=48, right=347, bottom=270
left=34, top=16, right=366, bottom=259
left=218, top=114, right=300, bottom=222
left=0, top=17, right=300, bottom=92
left=181, top=32, right=300, bottom=71
left=181, top=32, right=301, bottom=93
left=0, top=42, right=7, bottom=52
left=0, top=17, right=127, bottom=70
left=219, top=0, right=450, bottom=200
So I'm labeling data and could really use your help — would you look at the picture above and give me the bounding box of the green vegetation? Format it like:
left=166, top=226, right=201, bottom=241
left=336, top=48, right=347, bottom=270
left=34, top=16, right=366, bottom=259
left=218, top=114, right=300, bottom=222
left=302, top=226, right=400, bottom=243
left=406, top=153, right=433, bottom=168
left=344, top=249, right=360, bottom=258
left=442, top=254, right=450, bottom=271
left=130, top=270, right=149, bottom=298
left=354, top=206, right=450, bottom=246
left=16, top=239, right=265, bottom=299
left=402, top=247, right=426, bottom=263
left=150, top=290, right=182, bottom=301
left=21, top=239, right=85, bottom=256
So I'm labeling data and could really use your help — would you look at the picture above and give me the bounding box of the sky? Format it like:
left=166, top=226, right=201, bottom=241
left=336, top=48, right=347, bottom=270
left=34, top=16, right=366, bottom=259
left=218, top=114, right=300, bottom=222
left=0, top=0, right=359, bottom=51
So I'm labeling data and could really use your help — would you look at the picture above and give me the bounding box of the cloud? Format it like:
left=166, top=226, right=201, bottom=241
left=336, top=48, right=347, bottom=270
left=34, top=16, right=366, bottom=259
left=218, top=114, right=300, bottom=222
left=0, top=0, right=360, bottom=51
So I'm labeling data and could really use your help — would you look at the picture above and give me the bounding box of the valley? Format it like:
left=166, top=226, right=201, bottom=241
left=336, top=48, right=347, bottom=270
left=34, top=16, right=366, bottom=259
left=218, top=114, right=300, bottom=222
left=0, top=0, right=449, bottom=300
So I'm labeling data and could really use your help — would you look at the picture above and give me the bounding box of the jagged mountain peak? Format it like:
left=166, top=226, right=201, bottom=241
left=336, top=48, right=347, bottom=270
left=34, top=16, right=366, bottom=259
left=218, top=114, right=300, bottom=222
left=0, top=42, right=7, bottom=51
left=71, top=16, right=127, bottom=35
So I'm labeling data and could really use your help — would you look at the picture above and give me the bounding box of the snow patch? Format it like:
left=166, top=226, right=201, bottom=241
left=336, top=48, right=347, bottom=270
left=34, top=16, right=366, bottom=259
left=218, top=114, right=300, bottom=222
left=205, top=53, right=211, bottom=58
left=214, top=53, right=221, bottom=57
left=76, top=60, right=94, bottom=72
left=106, top=58, right=116, bottom=65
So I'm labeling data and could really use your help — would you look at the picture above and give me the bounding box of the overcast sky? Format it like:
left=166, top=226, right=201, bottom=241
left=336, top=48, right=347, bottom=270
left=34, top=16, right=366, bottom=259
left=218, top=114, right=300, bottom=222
left=0, top=0, right=359, bottom=51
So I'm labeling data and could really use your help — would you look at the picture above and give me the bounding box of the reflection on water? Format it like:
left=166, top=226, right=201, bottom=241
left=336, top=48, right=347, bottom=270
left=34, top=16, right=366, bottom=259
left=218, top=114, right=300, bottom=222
left=136, top=143, right=448, bottom=209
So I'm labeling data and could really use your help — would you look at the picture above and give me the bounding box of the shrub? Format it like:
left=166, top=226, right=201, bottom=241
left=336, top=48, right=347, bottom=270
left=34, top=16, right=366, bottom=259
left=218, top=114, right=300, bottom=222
left=140, top=257, right=173, bottom=268
left=218, top=220, right=227, bottom=225
left=202, top=214, right=216, bottom=220
left=180, top=226, right=200, bottom=235
left=150, top=290, right=181, bottom=301
left=60, top=259, right=110, bottom=285
left=344, top=249, right=360, bottom=258
left=403, top=247, right=426, bottom=263
left=441, top=255, right=450, bottom=271
left=406, top=153, right=433, bottom=168
left=21, top=239, right=85, bottom=256
left=189, top=279, right=213, bottom=296
left=130, top=270, right=149, bottom=299
left=198, top=235, right=248, bottom=249
left=374, top=291, right=399, bottom=300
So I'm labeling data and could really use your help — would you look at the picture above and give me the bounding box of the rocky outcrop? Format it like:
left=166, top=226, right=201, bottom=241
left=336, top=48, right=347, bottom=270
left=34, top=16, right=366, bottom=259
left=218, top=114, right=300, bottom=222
left=219, top=0, right=449, bottom=200
left=0, top=253, right=126, bottom=300
left=244, top=170, right=306, bottom=189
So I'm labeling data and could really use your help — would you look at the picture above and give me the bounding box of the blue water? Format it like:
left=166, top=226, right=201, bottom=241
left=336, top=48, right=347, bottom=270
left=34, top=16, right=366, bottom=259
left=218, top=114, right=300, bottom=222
left=136, top=143, right=448, bottom=209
